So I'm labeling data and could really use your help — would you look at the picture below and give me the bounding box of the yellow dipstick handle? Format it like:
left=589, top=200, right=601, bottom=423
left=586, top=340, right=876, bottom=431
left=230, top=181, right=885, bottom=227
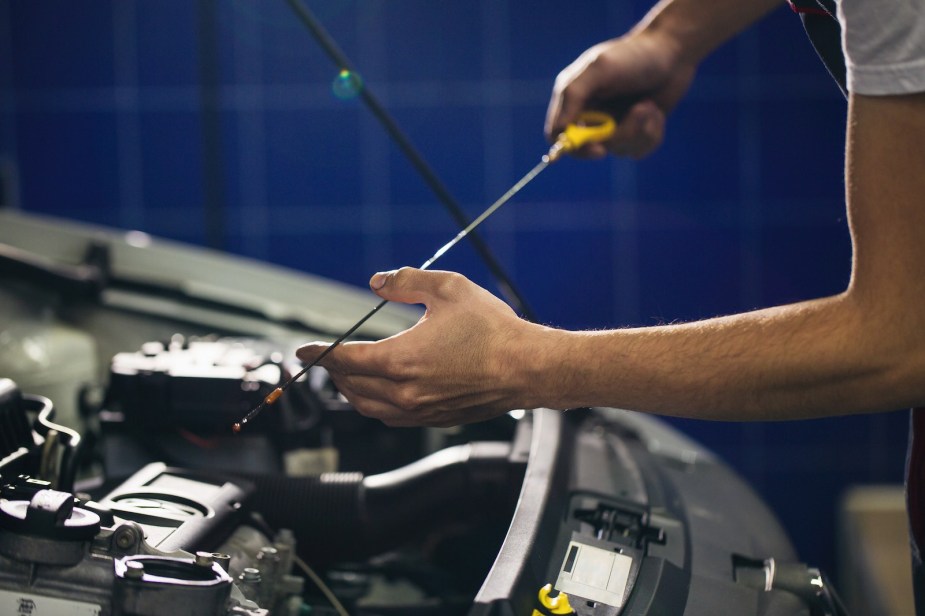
left=547, top=111, right=617, bottom=162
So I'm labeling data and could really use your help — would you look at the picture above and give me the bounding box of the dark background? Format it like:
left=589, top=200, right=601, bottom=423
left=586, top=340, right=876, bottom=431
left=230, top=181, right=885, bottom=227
left=0, top=0, right=908, bottom=582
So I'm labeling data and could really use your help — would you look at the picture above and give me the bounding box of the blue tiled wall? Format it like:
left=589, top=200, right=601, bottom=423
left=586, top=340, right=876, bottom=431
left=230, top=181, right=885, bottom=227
left=1, top=0, right=907, bottom=580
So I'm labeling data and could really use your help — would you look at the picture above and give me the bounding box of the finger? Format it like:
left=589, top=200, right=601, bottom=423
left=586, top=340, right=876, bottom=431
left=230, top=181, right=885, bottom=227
left=333, top=379, right=419, bottom=426
left=295, top=341, right=330, bottom=365
left=333, top=370, right=445, bottom=421
left=608, top=99, right=665, bottom=159
left=545, top=80, right=592, bottom=142
left=551, top=100, right=664, bottom=160
left=340, top=370, right=504, bottom=420
left=336, top=381, right=394, bottom=415
left=296, top=340, right=392, bottom=376
left=333, top=371, right=405, bottom=404
left=336, top=372, right=507, bottom=428
left=369, top=267, right=468, bottom=305
left=563, top=141, right=610, bottom=161
left=544, top=48, right=600, bottom=140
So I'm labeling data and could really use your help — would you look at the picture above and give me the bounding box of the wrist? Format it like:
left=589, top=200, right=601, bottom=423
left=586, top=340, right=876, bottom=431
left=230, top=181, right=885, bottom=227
left=635, top=0, right=784, bottom=67
left=509, top=324, right=585, bottom=411
left=634, top=1, right=710, bottom=67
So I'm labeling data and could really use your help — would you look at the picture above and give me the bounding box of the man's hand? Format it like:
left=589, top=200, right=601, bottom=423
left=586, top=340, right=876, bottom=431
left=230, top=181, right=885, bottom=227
left=545, top=0, right=783, bottom=159
left=296, top=268, right=551, bottom=427
left=545, top=29, right=696, bottom=160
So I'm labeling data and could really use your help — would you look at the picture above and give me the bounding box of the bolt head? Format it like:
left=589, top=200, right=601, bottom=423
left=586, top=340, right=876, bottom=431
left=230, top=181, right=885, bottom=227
left=124, top=561, right=145, bottom=579
left=241, top=567, right=261, bottom=583
left=114, top=527, right=137, bottom=549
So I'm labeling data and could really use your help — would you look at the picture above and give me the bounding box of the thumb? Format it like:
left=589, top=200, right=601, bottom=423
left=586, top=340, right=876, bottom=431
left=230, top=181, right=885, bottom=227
left=369, top=267, right=462, bottom=306
left=295, top=340, right=331, bottom=364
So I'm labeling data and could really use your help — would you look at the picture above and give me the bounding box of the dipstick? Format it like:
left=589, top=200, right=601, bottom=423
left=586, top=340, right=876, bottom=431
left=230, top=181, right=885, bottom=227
left=233, top=112, right=615, bottom=432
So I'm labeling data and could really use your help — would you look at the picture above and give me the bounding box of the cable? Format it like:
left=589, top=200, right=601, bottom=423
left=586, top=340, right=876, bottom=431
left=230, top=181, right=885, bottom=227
left=284, top=0, right=536, bottom=322
left=293, top=554, right=351, bottom=616
left=248, top=512, right=351, bottom=616
left=24, top=394, right=82, bottom=491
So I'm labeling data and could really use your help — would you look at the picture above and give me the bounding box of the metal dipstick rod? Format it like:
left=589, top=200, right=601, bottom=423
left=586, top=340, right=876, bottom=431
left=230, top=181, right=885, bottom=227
left=233, top=112, right=616, bottom=432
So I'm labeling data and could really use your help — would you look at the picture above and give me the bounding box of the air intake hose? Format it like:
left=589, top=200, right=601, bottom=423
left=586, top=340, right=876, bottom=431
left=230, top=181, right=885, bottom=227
left=239, top=441, right=517, bottom=561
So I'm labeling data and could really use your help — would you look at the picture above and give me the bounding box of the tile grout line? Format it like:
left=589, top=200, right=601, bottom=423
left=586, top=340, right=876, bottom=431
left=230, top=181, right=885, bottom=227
left=113, top=0, right=145, bottom=230
left=234, top=4, right=270, bottom=260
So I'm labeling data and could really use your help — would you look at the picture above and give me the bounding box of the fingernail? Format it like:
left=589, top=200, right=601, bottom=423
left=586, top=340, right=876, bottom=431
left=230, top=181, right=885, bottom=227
left=370, top=272, right=387, bottom=290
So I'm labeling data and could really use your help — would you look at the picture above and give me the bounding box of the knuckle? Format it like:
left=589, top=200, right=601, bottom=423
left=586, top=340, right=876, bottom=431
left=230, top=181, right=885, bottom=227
left=392, top=267, right=416, bottom=287
left=392, top=386, right=422, bottom=413
left=434, top=271, right=465, bottom=299
left=387, top=351, right=419, bottom=381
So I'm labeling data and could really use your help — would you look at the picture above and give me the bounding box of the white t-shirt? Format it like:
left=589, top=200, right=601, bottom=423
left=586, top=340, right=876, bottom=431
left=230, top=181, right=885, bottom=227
left=838, top=0, right=925, bottom=94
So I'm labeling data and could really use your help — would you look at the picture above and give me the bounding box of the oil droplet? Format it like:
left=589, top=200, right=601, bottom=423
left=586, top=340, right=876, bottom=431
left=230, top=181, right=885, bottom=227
left=232, top=422, right=242, bottom=434
left=332, top=69, right=363, bottom=100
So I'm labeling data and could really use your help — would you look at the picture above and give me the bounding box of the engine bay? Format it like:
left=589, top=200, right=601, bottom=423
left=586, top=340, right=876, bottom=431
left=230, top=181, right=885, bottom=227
left=0, top=211, right=847, bottom=615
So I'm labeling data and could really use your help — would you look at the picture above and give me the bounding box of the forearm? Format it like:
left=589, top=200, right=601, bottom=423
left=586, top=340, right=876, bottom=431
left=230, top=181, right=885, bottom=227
left=528, top=93, right=925, bottom=421
left=527, top=292, right=892, bottom=420
left=636, top=0, right=785, bottom=64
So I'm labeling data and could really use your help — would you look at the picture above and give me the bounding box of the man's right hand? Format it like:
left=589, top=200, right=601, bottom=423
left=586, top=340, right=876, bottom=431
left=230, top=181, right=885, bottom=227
left=544, top=28, right=697, bottom=160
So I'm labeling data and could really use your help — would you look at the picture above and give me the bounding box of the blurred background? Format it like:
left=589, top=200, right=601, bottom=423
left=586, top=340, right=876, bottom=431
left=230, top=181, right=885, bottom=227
left=0, top=0, right=909, bottom=587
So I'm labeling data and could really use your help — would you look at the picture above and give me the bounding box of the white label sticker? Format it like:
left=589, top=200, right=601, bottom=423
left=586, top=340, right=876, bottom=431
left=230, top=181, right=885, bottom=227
left=555, top=540, right=634, bottom=607
left=0, top=589, right=102, bottom=616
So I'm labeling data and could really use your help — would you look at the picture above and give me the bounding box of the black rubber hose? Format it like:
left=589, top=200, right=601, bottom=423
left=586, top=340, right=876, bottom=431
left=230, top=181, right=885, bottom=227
left=249, top=470, right=365, bottom=560
left=238, top=442, right=517, bottom=562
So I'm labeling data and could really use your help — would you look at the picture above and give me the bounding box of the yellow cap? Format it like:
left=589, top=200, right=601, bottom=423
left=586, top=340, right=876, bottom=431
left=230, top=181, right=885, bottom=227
left=538, top=583, right=574, bottom=614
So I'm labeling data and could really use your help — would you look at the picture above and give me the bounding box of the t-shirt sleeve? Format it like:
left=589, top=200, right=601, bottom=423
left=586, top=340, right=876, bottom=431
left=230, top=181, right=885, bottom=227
left=838, top=0, right=925, bottom=94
